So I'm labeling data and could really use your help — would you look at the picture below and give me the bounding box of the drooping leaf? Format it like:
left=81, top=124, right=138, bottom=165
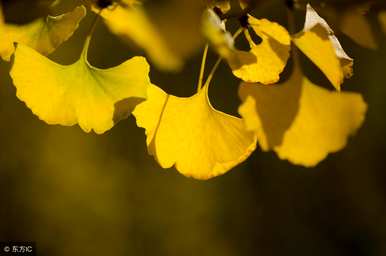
left=238, top=64, right=367, bottom=167
left=10, top=37, right=151, bottom=134
left=96, top=3, right=183, bottom=71
left=292, top=4, right=353, bottom=91
left=0, top=5, right=86, bottom=61
left=133, top=83, right=257, bottom=180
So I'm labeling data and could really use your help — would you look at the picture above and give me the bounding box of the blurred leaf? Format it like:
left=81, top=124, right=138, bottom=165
left=145, top=0, right=204, bottom=66
left=202, top=9, right=235, bottom=58
left=0, top=5, right=86, bottom=61
left=339, top=5, right=377, bottom=49
left=379, top=11, right=386, bottom=34
left=96, top=3, right=183, bottom=71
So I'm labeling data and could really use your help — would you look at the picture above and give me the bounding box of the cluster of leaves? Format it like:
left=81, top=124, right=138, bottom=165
left=1, top=0, right=385, bottom=179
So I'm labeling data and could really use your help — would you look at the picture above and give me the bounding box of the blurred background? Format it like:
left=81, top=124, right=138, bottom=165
left=1, top=0, right=386, bottom=255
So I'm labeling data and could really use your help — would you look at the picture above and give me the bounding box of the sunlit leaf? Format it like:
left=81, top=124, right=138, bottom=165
left=96, top=3, right=183, bottom=71
left=10, top=37, right=151, bottom=134
left=230, top=16, right=291, bottom=84
left=133, top=83, right=257, bottom=180
left=239, top=64, right=367, bottom=167
left=292, top=4, right=353, bottom=91
left=0, top=5, right=86, bottom=61
left=203, top=10, right=290, bottom=84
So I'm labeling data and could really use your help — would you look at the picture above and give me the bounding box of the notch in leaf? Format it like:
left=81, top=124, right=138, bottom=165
left=133, top=83, right=257, bottom=180
left=10, top=32, right=151, bottom=134
left=239, top=63, right=367, bottom=167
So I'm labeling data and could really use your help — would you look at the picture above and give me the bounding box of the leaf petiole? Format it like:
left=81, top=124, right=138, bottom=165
left=197, top=44, right=209, bottom=93
left=202, top=27, right=244, bottom=88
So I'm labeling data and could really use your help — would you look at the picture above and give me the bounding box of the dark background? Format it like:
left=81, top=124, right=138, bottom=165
left=1, top=0, right=386, bottom=255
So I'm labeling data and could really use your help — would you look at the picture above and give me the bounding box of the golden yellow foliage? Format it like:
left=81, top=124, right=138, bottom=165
left=202, top=9, right=235, bottom=58
left=1, top=0, right=370, bottom=177
left=0, top=5, right=86, bottom=61
left=293, top=4, right=353, bottom=91
left=10, top=36, right=151, bottom=134
left=239, top=64, right=367, bottom=167
left=203, top=10, right=290, bottom=84
left=96, top=4, right=183, bottom=71
left=230, top=16, right=290, bottom=84
left=133, top=83, right=257, bottom=180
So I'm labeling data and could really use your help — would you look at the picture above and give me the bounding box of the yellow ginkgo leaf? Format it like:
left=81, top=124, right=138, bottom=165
left=10, top=37, right=151, bottom=134
left=230, top=16, right=291, bottom=84
left=0, top=5, right=86, bottom=61
left=202, top=9, right=256, bottom=71
left=379, top=12, right=386, bottom=35
left=238, top=65, right=367, bottom=167
left=202, top=10, right=290, bottom=84
left=133, top=84, right=257, bottom=180
left=96, top=4, right=183, bottom=71
left=293, top=4, right=353, bottom=91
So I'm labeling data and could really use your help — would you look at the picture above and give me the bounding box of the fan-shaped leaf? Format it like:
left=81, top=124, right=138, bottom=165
left=10, top=37, right=151, bottom=134
left=239, top=65, right=366, bottom=167
left=133, top=84, right=257, bottom=180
